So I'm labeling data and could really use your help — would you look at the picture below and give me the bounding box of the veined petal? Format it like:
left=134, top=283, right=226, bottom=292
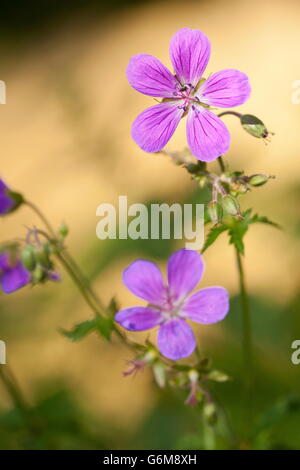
left=169, top=28, right=211, bottom=87
left=132, top=101, right=184, bottom=153
left=123, top=259, right=166, bottom=305
left=127, top=54, right=179, bottom=98
left=182, top=287, right=229, bottom=324
left=197, top=69, right=251, bottom=108
left=0, top=262, right=30, bottom=294
left=157, top=318, right=196, bottom=360
left=186, top=106, right=230, bottom=162
left=115, top=306, right=162, bottom=331
left=167, top=249, right=204, bottom=301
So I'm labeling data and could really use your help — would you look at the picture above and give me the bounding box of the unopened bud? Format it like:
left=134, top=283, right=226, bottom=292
left=21, top=246, right=36, bottom=271
left=32, top=264, right=45, bottom=284
left=153, top=362, right=166, bottom=388
left=203, top=402, right=218, bottom=425
left=59, top=222, right=69, bottom=239
left=35, top=244, right=51, bottom=268
left=221, top=195, right=241, bottom=217
left=248, top=174, right=269, bottom=187
left=207, top=201, right=222, bottom=225
left=240, top=114, right=269, bottom=139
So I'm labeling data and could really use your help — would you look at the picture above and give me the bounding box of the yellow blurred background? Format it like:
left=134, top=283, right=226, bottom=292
left=0, top=0, right=300, bottom=449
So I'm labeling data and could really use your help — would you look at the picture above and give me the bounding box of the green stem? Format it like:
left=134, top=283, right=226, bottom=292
left=0, top=364, right=29, bottom=412
left=235, top=248, right=253, bottom=440
left=25, top=201, right=105, bottom=312
left=24, top=200, right=56, bottom=239
left=55, top=251, right=102, bottom=318
left=217, top=156, right=226, bottom=173
left=218, top=111, right=242, bottom=119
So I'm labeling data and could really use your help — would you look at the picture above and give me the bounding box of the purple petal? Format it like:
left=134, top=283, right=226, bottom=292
left=132, top=101, right=184, bottom=153
left=169, top=28, right=211, bottom=87
left=0, top=262, right=30, bottom=294
left=127, top=54, right=178, bottom=98
left=197, top=69, right=251, bottom=108
left=47, top=270, right=61, bottom=282
left=0, top=179, right=14, bottom=215
left=167, top=249, right=204, bottom=302
left=123, top=259, right=166, bottom=305
left=182, top=287, right=229, bottom=324
left=115, top=306, right=162, bottom=331
left=157, top=318, right=196, bottom=360
left=0, top=252, right=9, bottom=270
left=186, top=106, right=230, bottom=162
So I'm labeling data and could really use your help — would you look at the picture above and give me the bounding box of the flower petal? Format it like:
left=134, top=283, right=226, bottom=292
left=197, top=69, right=251, bottom=108
left=0, top=252, right=9, bottom=270
left=167, top=249, right=204, bottom=301
left=0, top=180, right=14, bottom=215
left=132, top=101, right=184, bottom=153
left=115, top=306, right=162, bottom=331
left=157, top=318, right=196, bottom=360
left=182, top=287, right=229, bottom=324
left=0, top=262, right=30, bottom=294
left=127, top=54, right=179, bottom=98
left=169, top=28, right=211, bottom=87
left=123, top=259, right=166, bottom=305
left=186, top=106, right=230, bottom=162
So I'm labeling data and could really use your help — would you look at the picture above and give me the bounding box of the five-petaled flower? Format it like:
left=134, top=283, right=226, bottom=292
left=115, top=249, right=229, bottom=360
left=0, top=179, right=17, bottom=215
left=0, top=251, right=30, bottom=294
left=127, top=28, right=251, bottom=162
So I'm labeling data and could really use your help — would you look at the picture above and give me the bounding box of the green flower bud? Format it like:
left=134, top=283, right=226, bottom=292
left=35, top=244, right=51, bottom=269
left=207, top=201, right=223, bottom=225
left=240, top=114, right=269, bottom=139
left=59, top=222, right=69, bottom=239
left=21, top=246, right=36, bottom=271
left=203, top=402, right=218, bottom=425
left=31, top=264, right=45, bottom=284
left=153, top=361, right=166, bottom=388
left=248, top=174, right=269, bottom=187
left=207, top=370, right=230, bottom=382
left=221, top=195, right=241, bottom=217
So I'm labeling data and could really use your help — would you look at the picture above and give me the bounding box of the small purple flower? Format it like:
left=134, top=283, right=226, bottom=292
left=0, top=251, right=30, bottom=294
left=115, top=249, right=229, bottom=360
left=0, top=179, right=16, bottom=215
left=127, top=28, right=251, bottom=162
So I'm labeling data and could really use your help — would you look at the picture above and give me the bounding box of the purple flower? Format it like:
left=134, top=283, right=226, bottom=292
left=115, top=249, right=229, bottom=360
left=127, top=28, right=251, bottom=162
left=0, top=251, right=30, bottom=294
left=0, top=179, right=15, bottom=215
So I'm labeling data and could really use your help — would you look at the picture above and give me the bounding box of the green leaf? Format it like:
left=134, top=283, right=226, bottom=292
left=249, top=213, right=281, bottom=229
left=202, top=225, right=227, bottom=252
left=227, top=217, right=250, bottom=254
left=61, top=315, right=114, bottom=342
left=95, top=316, right=114, bottom=341
left=60, top=319, right=98, bottom=342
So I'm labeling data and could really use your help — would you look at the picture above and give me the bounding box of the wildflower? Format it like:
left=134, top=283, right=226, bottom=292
left=0, top=179, right=23, bottom=215
left=0, top=250, right=30, bottom=294
left=115, top=249, right=229, bottom=360
left=127, top=28, right=250, bottom=161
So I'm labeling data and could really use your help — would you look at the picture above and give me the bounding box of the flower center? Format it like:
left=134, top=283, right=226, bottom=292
left=159, top=289, right=185, bottom=322
left=173, top=83, right=200, bottom=111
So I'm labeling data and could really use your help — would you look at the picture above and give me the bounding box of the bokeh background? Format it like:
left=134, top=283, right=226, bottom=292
left=0, top=0, right=300, bottom=449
